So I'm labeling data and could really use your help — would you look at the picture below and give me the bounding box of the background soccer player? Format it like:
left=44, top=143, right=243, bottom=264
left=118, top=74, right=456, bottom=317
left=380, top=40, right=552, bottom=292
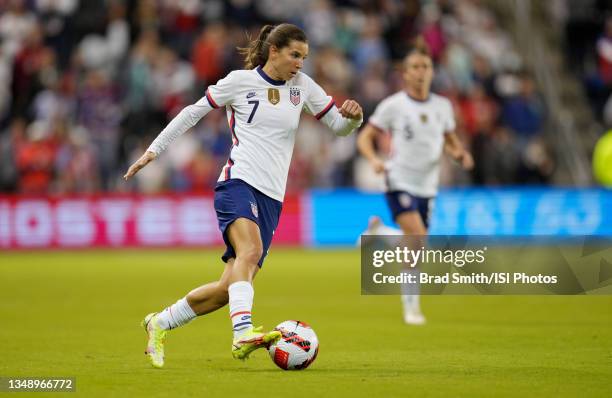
left=357, top=43, right=473, bottom=325
left=124, top=23, right=363, bottom=368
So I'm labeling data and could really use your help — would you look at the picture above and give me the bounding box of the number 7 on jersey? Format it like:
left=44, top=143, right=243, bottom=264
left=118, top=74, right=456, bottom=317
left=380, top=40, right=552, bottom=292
left=247, top=100, right=259, bottom=123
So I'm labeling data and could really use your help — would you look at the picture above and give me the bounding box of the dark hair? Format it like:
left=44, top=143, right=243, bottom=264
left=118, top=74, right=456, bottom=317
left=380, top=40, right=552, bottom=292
left=239, top=24, right=307, bottom=69
left=404, top=36, right=432, bottom=61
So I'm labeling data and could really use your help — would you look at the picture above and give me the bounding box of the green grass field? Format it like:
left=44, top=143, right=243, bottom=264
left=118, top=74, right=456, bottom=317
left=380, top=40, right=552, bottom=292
left=1, top=248, right=611, bottom=397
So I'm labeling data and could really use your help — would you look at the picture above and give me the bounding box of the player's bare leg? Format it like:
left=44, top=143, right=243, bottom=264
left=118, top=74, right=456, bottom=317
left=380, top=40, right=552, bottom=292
left=396, top=212, right=428, bottom=325
left=143, top=260, right=233, bottom=368
left=226, top=218, right=280, bottom=360
left=185, top=260, right=234, bottom=315
left=396, top=211, right=428, bottom=235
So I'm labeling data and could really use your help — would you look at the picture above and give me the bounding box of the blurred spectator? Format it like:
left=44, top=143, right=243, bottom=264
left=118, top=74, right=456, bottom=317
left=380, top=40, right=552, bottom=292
left=480, top=126, right=520, bottom=185
left=0, top=0, right=555, bottom=194
left=77, top=1, right=128, bottom=75
left=223, top=0, right=260, bottom=28
left=518, top=136, right=555, bottom=183
left=54, top=122, right=99, bottom=193
left=76, top=69, right=122, bottom=189
left=382, top=0, right=420, bottom=60
left=0, top=0, right=37, bottom=58
left=502, top=74, right=544, bottom=139
left=470, top=54, right=497, bottom=98
left=0, top=42, right=12, bottom=125
left=333, top=8, right=359, bottom=55
left=461, top=83, right=499, bottom=185
left=352, top=14, right=389, bottom=73
left=10, top=23, right=51, bottom=118
left=563, top=0, right=601, bottom=76
left=464, top=10, right=514, bottom=71
left=304, top=0, right=336, bottom=49
left=0, top=118, right=26, bottom=191
left=159, top=0, right=202, bottom=59
left=31, top=74, right=75, bottom=123
left=151, top=47, right=195, bottom=118
left=443, top=41, right=473, bottom=93
left=254, top=0, right=303, bottom=23
left=421, top=3, right=446, bottom=62
left=191, top=23, right=226, bottom=88
left=195, top=111, right=232, bottom=167
left=563, top=1, right=610, bottom=123
left=35, top=0, right=78, bottom=69
left=460, top=83, right=498, bottom=136
left=15, top=120, right=57, bottom=194
left=312, top=46, right=353, bottom=96
left=286, top=147, right=314, bottom=194
left=603, top=93, right=612, bottom=127
left=135, top=0, right=161, bottom=32
left=592, top=16, right=612, bottom=124
left=596, top=16, right=612, bottom=85
left=177, top=147, right=217, bottom=192
left=72, top=1, right=107, bottom=42
left=122, top=29, right=160, bottom=143
left=356, top=63, right=389, bottom=118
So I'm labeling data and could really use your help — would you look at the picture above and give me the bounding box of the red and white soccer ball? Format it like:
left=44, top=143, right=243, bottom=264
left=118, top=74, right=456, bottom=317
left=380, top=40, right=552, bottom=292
left=267, top=320, right=319, bottom=370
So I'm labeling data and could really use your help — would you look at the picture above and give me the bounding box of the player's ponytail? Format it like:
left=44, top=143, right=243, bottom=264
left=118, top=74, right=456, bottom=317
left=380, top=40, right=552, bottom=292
left=240, top=25, right=274, bottom=70
left=239, top=24, right=308, bottom=70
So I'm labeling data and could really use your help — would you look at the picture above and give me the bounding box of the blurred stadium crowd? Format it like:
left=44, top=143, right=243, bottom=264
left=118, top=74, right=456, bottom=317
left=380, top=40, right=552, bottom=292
left=563, top=0, right=612, bottom=127
left=0, top=0, right=564, bottom=195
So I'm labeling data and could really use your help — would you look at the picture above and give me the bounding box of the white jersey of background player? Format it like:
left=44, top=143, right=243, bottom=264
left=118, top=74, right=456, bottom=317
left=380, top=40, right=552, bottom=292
left=369, top=90, right=456, bottom=198
left=358, top=44, right=473, bottom=325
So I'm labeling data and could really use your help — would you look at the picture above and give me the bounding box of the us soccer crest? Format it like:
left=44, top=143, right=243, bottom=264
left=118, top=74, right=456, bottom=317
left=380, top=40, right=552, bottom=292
left=250, top=201, right=259, bottom=218
left=289, top=87, right=301, bottom=106
left=399, top=193, right=412, bottom=208
left=268, top=88, right=280, bottom=105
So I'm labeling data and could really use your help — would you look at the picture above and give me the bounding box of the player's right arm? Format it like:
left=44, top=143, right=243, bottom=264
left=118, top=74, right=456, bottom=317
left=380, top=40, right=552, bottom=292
left=303, top=74, right=363, bottom=136
left=357, top=123, right=386, bottom=174
left=444, top=131, right=474, bottom=170
left=124, top=71, right=238, bottom=180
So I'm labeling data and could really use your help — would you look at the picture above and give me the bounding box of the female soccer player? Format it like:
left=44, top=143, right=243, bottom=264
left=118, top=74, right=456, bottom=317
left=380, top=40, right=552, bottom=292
left=357, top=44, right=473, bottom=325
left=124, top=23, right=362, bottom=368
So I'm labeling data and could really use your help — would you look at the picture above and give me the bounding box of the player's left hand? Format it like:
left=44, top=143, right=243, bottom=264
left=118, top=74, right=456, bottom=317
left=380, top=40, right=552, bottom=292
left=124, top=151, right=157, bottom=180
left=339, top=99, right=363, bottom=120
left=459, top=151, right=474, bottom=170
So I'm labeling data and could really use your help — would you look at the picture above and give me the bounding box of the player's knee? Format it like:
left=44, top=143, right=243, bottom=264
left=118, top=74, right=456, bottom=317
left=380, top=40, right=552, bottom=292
left=236, top=242, right=263, bottom=265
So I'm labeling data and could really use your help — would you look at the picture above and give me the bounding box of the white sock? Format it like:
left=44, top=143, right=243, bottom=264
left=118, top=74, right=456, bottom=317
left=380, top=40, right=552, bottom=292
left=156, top=297, right=197, bottom=330
left=228, top=281, right=254, bottom=339
left=401, top=268, right=421, bottom=313
left=401, top=294, right=421, bottom=313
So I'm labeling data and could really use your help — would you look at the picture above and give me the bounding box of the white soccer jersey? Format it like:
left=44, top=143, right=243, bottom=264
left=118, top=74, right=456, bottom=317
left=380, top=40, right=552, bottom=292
left=148, top=66, right=362, bottom=201
left=368, top=92, right=455, bottom=197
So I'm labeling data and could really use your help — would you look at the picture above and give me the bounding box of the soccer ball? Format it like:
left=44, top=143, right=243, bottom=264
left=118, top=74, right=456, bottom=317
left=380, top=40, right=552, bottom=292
left=267, top=320, right=319, bottom=370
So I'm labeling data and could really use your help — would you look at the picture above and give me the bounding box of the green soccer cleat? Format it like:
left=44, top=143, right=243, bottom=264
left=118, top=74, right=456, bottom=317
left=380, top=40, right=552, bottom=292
left=142, top=313, right=167, bottom=368
left=231, top=326, right=282, bottom=360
